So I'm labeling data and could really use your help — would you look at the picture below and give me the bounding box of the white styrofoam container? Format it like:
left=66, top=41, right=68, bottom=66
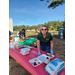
left=46, top=53, right=55, bottom=59
left=29, top=58, right=42, bottom=67
left=29, top=54, right=50, bottom=67
left=21, top=48, right=30, bottom=53
left=20, top=51, right=29, bottom=55
left=37, top=54, right=50, bottom=62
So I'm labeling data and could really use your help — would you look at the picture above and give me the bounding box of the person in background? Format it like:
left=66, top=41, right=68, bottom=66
left=9, top=30, right=13, bottom=36
left=18, top=29, right=26, bottom=38
left=37, top=25, right=53, bottom=56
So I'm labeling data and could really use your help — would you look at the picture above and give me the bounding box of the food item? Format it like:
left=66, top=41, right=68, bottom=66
left=46, top=54, right=48, bottom=55
left=9, top=36, right=14, bottom=41
left=35, top=59, right=37, bottom=61
left=46, top=53, right=52, bottom=57
left=21, top=40, right=25, bottom=42
left=48, top=54, right=52, bottom=57
left=34, top=62, right=37, bottom=66
left=19, top=37, right=25, bottom=42
left=38, top=62, right=40, bottom=64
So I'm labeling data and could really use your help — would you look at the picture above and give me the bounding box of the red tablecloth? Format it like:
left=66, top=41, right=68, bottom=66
left=9, top=47, right=65, bottom=75
left=9, top=40, right=15, bottom=43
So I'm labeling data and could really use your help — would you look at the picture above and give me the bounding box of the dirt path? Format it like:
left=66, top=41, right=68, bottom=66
left=9, top=58, right=31, bottom=75
left=53, top=38, right=65, bottom=60
left=9, top=37, right=65, bottom=75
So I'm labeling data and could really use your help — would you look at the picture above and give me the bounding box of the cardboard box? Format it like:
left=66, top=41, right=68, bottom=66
left=9, top=36, right=14, bottom=41
left=13, top=33, right=17, bottom=36
left=19, top=37, right=25, bottom=42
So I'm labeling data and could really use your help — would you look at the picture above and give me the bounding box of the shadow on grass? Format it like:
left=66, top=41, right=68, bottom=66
left=53, top=35, right=65, bottom=39
left=27, top=35, right=37, bottom=38
left=52, top=35, right=60, bottom=39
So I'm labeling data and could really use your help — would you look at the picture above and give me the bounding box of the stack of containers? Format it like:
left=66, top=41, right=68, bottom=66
left=20, top=48, right=30, bottom=55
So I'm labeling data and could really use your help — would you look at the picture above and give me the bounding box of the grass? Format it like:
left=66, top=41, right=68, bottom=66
left=26, top=31, right=38, bottom=37
left=49, top=30, right=58, bottom=35
left=26, top=30, right=58, bottom=36
left=13, top=30, right=58, bottom=38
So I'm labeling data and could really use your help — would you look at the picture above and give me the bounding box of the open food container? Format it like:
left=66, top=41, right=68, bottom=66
left=46, top=53, right=55, bottom=59
left=29, top=58, right=42, bottom=67
left=29, top=54, right=50, bottom=67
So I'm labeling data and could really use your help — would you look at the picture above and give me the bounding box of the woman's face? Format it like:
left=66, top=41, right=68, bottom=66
left=41, top=27, right=48, bottom=35
left=22, top=30, right=24, bottom=33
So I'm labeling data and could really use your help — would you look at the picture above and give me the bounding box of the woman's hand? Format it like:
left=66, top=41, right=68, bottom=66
left=50, top=41, right=53, bottom=55
left=50, top=49, right=53, bottom=55
left=38, top=51, right=41, bottom=56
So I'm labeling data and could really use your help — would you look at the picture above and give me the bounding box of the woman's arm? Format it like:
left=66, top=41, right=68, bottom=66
left=50, top=41, right=53, bottom=50
left=37, top=40, right=40, bottom=52
left=18, top=31, right=21, bottom=37
left=24, top=32, right=26, bottom=38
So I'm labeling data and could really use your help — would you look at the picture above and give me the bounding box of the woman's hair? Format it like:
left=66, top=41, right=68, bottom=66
left=22, top=29, right=25, bottom=32
left=40, top=25, right=49, bottom=32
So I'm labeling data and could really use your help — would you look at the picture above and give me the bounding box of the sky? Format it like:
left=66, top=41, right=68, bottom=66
left=9, top=0, right=65, bottom=26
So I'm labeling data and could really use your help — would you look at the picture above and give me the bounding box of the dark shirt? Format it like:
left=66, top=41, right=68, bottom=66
left=18, top=31, right=25, bottom=38
left=37, top=32, right=53, bottom=46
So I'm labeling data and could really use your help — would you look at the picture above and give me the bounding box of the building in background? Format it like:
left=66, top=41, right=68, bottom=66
left=9, top=18, right=13, bottom=32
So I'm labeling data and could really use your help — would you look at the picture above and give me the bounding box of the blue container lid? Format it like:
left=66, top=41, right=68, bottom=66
left=13, top=36, right=18, bottom=38
left=13, top=36, right=18, bottom=37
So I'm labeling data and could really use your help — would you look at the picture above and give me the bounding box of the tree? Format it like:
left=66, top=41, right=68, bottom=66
left=13, top=20, right=65, bottom=31
left=62, top=20, right=65, bottom=29
left=50, top=26, right=55, bottom=30
left=40, top=0, right=65, bottom=9
left=44, top=23, right=47, bottom=25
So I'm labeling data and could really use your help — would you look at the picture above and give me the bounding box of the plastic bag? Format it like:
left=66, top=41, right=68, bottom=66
left=9, top=41, right=19, bottom=49
left=45, top=58, right=64, bottom=75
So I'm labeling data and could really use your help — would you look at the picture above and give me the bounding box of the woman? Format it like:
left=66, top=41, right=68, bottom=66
left=18, top=29, right=26, bottom=38
left=37, top=25, right=53, bottom=56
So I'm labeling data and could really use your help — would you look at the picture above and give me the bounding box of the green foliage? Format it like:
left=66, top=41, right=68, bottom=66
left=50, top=27, right=55, bottom=30
left=40, top=0, right=44, bottom=1
left=13, top=20, right=65, bottom=31
left=40, top=0, right=65, bottom=9
left=54, top=27, right=57, bottom=31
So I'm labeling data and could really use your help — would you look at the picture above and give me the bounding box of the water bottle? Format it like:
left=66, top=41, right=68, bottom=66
left=45, top=57, right=50, bottom=66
